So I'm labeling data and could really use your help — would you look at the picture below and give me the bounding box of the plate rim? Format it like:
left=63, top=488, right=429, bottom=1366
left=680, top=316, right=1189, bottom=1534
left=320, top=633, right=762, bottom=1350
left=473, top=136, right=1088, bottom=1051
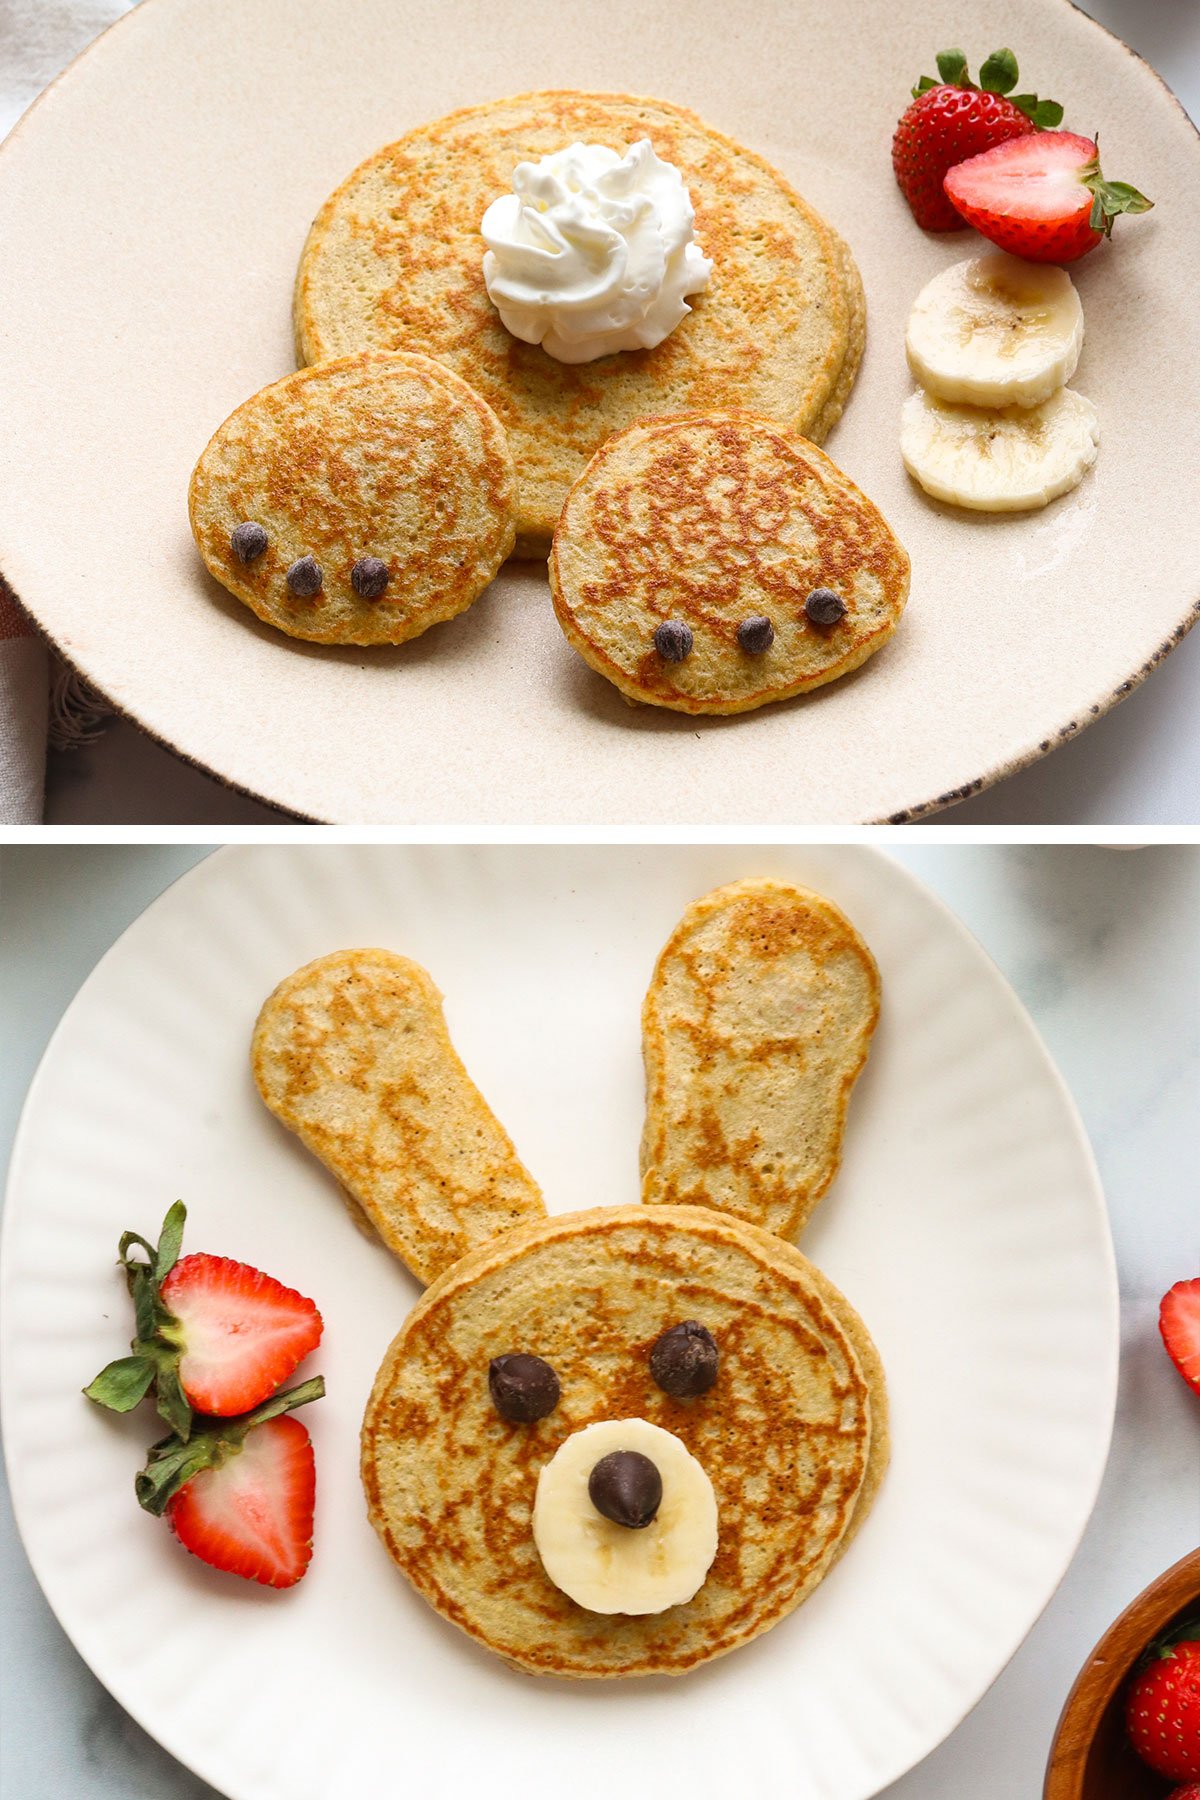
left=0, top=0, right=1196, bottom=823
left=0, top=844, right=1120, bottom=1799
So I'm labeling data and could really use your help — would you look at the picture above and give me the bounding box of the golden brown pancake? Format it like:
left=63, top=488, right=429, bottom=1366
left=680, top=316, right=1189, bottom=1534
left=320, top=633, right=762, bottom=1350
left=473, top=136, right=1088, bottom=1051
left=251, top=949, right=545, bottom=1286
left=188, top=351, right=516, bottom=645
left=549, top=411, right=910, bottom=713
left=361, top=1204, right=888, bottom=1677
left=294, top=92, right=865, bottom=557
left=641, top=880, right=880, bottom=1239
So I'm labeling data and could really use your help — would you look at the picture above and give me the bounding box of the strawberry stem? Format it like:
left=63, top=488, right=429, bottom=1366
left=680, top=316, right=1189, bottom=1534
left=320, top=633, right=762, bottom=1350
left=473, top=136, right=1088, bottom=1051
left=84, top=1202, right=194, bottom=1440
left=1080, top=142, right=1154, bottom=237
left=134, top=1376, right=326, bottom=1516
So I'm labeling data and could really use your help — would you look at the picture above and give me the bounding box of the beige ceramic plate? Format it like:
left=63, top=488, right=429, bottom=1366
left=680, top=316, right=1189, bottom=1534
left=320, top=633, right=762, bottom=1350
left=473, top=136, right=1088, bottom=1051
left=0, top=0, right=1196, bottom=823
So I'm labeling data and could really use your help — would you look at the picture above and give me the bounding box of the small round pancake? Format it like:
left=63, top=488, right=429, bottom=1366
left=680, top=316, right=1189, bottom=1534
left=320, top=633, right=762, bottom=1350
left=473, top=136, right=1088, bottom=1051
left=361, top=1204, right=888, bottom=1679
left=549, top=412, right=910, bottom=714
left=188, top=350, right=516, bottom=645
left=295, top=91, right=864, bottom=557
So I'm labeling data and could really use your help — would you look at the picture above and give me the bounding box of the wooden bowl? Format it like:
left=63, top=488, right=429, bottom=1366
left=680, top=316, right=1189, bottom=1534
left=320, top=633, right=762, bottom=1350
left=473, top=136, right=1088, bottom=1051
left=1045, top=1547, right=1200, bottom=1799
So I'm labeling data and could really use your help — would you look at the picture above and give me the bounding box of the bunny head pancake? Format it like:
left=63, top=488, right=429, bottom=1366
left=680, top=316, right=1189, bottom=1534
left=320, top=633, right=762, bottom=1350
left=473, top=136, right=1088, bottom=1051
left=251, top=881, right=886, bottom=1678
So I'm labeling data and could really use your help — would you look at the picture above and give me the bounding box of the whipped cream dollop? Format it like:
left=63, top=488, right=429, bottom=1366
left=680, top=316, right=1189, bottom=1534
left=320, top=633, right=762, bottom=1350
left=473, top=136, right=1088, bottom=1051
left=481, top=140, right=712, bottom=364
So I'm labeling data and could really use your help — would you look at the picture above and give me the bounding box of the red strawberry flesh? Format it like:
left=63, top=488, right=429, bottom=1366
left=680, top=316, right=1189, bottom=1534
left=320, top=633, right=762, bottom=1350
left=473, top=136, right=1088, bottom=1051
left=1160, top=1279, right=1200, bottom=1395
left=167, top=1414, right=316, bottom=1588
left=161, top=1253, right=322, bottom=1416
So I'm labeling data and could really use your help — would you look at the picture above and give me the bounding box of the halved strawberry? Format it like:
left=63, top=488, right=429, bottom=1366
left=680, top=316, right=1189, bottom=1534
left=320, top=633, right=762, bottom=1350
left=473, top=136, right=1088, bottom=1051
left=944, top=130, right=1152, bottom=262
left=136, top=1377, right=323, bottom=1588
left=160, top=1252, right=323, bottom=1416
left=892, top=48, right=1059, bottom=231
left=85, top=1203, right=322, bottom=1436
left=1160, top=1279, right=1200, bottom=1395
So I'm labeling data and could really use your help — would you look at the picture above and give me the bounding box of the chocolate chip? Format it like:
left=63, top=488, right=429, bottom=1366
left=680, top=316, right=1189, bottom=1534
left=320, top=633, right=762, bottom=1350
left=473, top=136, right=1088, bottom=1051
left=351, top=556, right=389, bottom=599
left=650, top=1321, right=719, bottom=1398
left=286, top=554, right=323, bottom=598
left=805, top=587, right=846, bottom=628
left=653, top=619, right=694, bottom=663
left=736, top=615, right=774, bottom=654
left=588, top=1449, right=662, bottom=1529
left=488, top=1353, right=560, bottom=1423
left=230, top=521, right=268, bottom=564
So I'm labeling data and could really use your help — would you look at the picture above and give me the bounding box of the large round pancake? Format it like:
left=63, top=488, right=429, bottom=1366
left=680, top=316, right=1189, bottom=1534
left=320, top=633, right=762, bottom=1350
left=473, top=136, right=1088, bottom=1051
left=295, top=91, right=864, bottom=557
left=188, top=350, right=516, bottom=645
left=549, top=412, right=910, bottom=713
left=641, top=880, right=880, bottom=1238
left=361, top=1204, right=888, bottom=1678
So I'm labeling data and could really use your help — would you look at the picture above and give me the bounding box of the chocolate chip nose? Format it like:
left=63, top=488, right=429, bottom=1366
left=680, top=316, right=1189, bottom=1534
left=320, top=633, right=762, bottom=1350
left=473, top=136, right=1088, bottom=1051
left=587, top=1449, right=663, bottom=1529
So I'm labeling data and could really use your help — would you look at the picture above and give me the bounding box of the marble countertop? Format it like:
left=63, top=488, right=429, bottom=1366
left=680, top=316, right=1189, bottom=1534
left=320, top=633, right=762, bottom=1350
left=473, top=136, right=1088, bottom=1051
left=17, top=0, right=1199, bottom=825
left=2, top=844, right=1198, bottom=1797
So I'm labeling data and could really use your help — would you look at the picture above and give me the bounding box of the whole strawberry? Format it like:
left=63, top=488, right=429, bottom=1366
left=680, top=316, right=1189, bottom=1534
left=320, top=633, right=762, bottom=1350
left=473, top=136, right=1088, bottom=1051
left=893, top=48, right=1062, bottom=230
left=1126, top=1629, right=1200, bottom=1782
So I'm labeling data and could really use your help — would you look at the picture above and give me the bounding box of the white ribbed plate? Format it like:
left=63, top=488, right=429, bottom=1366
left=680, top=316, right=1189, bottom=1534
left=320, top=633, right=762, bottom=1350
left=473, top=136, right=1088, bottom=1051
left=1, top=847, right=1117, bottom=1800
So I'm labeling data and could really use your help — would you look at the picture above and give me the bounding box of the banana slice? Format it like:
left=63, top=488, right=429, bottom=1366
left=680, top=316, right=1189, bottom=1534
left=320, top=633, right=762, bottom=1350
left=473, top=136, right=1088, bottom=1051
left=900, top=387, right=1099, bottom=512
left=532, top=1418, right=718, bottom=1615
left=906, top=253, right=1084, bottom=409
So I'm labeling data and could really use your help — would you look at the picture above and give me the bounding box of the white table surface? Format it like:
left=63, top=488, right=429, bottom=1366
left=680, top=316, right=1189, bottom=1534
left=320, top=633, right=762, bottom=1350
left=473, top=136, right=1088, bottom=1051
left=13, top=0, right=1196, bottom=825
left=1, top=844, right=1198, bottom=1798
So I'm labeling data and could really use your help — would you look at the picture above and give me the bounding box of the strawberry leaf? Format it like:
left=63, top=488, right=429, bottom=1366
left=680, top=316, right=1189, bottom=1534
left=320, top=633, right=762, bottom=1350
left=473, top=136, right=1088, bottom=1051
left=84, top=1354, right=157, bottom=1412
left=1033, top=99, right=1064, bottom=128
left=154, top=1201, right=186, bottom=1281
left=134, top=1376, right=326, bottom=1517
left=936, top=48, right=970, bottom=86
left=153, top=1358, right=193, bottom=1441
left=1083, top=160, right=1155, bottom=238
left=135, top=1431, right=225, bottom=1517
left=88, top=1204, right=194, bottom=1438
left=911, top=75, right=939, bottom=97
left=979, top=48, right=1019, bottom=94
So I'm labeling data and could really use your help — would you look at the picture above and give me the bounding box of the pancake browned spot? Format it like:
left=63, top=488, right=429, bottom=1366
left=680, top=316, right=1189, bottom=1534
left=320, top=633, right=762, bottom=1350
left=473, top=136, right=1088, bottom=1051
left=188, top=351, right=516, bottom=645
left=361, top=1205, right=887, bottom=1678
left=641, top=880, right=880, bottom=1238
left=549, top=412, right=910, bottom=713
left=294, top=91, right=865, bottom=557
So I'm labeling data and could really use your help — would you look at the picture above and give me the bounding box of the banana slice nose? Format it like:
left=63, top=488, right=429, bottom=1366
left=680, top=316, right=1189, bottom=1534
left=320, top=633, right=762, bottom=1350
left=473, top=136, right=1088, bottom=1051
left=532, top=1418, right=718, bottom=1615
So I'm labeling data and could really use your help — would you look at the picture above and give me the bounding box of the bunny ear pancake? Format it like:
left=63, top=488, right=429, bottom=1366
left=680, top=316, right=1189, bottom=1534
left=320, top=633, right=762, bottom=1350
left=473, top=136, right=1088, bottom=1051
left=640, top=880, right=879, bottom=1242
left=251, top=950, right=544, bottom=1286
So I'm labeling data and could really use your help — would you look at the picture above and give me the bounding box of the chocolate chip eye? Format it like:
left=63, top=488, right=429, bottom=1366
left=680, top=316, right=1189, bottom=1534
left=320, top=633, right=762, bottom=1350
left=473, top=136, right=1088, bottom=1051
left=230, top=521, right=268, bottom=564
left=736, top=614, right=774, bottom=654
left=804, top=587, right=846, bottom=627
left=488, top=1353, right=560, bottom=1422
left=286, top=554, right=323, bottom=598
left=588, top=1450, right=662, bottom=1529
left=351, top=556, right=389, bottom=599
left=650, top=1321, right=719, bottom=1397
left=653, top=619, right=694, bottom=662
